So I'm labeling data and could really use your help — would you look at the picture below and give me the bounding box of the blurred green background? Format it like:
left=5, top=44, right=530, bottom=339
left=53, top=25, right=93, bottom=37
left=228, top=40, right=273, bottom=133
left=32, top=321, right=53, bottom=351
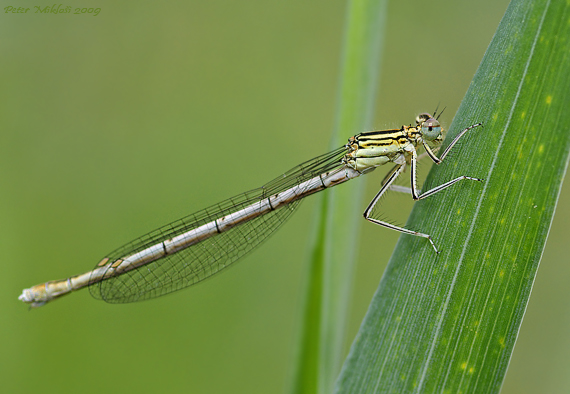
left=1, top=1, right=568, bottom=393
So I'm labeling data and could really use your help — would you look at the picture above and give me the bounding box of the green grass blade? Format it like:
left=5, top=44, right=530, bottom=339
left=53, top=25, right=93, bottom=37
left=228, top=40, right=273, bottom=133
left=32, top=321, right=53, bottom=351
left=290, top=1, right=387, bottom=393
left=334, top=0, right=570, bottom=392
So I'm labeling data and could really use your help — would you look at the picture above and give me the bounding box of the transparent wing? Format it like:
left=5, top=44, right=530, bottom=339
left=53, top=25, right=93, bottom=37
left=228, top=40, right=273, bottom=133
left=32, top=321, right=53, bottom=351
left=89, top=146, right=347, bottom=303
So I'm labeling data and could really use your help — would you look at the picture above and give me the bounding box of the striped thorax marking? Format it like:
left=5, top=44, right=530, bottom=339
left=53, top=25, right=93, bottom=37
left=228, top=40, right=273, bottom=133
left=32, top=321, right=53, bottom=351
left=343, top=113, right=445, bottom=173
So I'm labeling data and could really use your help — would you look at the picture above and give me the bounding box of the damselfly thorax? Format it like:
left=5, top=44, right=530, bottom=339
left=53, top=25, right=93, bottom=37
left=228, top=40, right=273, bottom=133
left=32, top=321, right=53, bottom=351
left=344, top=113, right=445, bottom=173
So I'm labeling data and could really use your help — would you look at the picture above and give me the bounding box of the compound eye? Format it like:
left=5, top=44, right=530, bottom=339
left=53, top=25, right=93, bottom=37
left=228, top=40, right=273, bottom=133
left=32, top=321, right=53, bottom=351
left=420, top=117, right=442, bottom=141
left=415, top=113, right=432, bottom=125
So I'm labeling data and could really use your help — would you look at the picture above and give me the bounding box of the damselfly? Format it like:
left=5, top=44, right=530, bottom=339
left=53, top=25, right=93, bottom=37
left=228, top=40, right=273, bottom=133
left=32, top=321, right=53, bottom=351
left=19, top=113, right=483, bottom=307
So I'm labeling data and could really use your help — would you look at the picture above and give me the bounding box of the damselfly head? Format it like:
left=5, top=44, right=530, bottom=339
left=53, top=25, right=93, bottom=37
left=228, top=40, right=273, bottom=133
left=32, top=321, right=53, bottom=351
left=416, top=113, right=442, bottom=142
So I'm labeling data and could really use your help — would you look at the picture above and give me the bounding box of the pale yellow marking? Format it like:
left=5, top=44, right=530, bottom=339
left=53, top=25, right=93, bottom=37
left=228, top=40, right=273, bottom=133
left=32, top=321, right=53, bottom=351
left=461, top=362, right=467, bottom=370
left=499, top=269, right=505, bottom=278
left=97, top=257, right=110, bottom=267
left=499, top=217, right=506, bottom=225
left=111, top=259, right=124, bottom=268
left=457, top=208, right=461, bottom=215
left=520, top=111, right=525, bottom=119
left=546, top=95, right=552, bottom=104
left=469, top=367, right=475, bottom=374
left=499, top=337, right=506, bottom=348
left=395, top=315, right=402, bottom=322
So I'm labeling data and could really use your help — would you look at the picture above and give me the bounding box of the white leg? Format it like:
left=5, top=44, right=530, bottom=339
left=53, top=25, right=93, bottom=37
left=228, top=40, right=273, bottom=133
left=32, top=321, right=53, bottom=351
left=364, top=164, right=439, bottom=253
left=411, top=147, right=482, bottom=201
left=423, top=122, right=484, bottom=164
left=387, top=150, right=437, bottom=195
